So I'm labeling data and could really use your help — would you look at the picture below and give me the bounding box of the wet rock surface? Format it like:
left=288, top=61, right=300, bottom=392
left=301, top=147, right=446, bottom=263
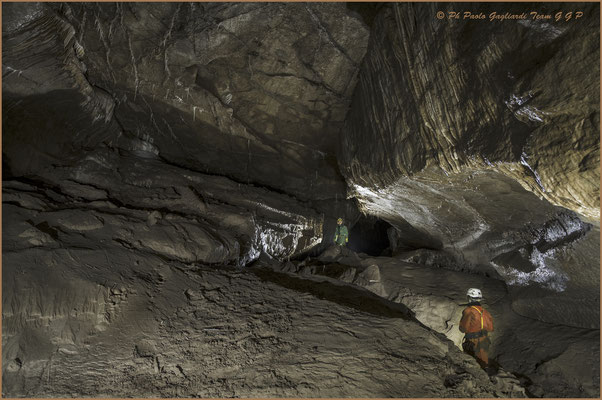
left=4, top=201, right=522, bottom=397
left=341, top=3, right=599, bottom=219
left=268, top=247, right=599, bottom=397
left=2, top=2, right=599, bottom=398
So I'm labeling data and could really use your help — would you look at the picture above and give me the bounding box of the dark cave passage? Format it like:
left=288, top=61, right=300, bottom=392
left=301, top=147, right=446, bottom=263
left=2, top=1, right=599, bottom=398
left=347, top=216, right=392, bottom=256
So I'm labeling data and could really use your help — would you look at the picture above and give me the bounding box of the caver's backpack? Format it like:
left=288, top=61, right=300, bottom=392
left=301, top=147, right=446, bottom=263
left=461, top=305, right=494, bottom=338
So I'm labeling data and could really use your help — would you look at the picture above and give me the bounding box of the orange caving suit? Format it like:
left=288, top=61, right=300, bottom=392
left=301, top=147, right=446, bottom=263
left=459, top=304, right=494, bottom=368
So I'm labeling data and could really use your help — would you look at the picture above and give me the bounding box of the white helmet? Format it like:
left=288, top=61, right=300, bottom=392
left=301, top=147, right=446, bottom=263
left=466, top=288, right=482, bottom=300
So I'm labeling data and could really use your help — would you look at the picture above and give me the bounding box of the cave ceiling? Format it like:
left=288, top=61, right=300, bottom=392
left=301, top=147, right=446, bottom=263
left=1, top=2, right=600, bottom=398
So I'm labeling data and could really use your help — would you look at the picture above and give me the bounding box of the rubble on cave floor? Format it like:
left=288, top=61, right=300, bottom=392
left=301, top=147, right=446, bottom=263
left=0, top=166, right=521, bottom=398
left=3, top=239, right=524, bottom=397
left=256, top=245, right=600, bottom=398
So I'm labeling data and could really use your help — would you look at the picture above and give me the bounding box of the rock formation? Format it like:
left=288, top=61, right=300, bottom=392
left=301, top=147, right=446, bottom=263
left=3, top=2, right=369, bottom=202
left=2, top=2, right=599, bottom=398
left=339, top=2, right=600, bottom=330
left=264, top=247, right=599, bottom=397
left=342, top=3, right=599, bottom=218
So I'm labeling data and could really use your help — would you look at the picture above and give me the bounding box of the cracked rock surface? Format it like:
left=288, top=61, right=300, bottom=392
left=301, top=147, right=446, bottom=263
left=4, top=2, right=369, bottom=202
left=3, top=182, right=521, bottom=397
left=267, top=247, right=599, bottom=397
left=2, top=2, right=599, bottom=398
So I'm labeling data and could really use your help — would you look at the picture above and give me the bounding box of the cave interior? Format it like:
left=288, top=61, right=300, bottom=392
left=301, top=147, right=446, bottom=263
left=2, top=2, right=600, bottom=398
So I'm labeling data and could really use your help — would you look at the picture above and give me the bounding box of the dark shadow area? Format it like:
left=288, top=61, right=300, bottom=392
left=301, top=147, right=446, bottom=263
left=346, top=215, right=392, bottom=256
left=2, top=91, right=121, bottom=177
left=346, top=2, right=387, bottom=28
left=388, top=217, right=444, bottom=253
left=2, top=154, right=14, bottom=180
left=250, top=266, right=417, bottom=322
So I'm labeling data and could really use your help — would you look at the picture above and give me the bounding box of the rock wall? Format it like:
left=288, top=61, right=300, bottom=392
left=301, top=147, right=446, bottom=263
left=3, top=147, right=325, bottom=265
left=2, top=3, right=599, bottom=397
left=339, top=2, right=600, bottom=293
left=341, top=3, right=599, bottom=218
left=2, top=3, right=121, bottom=176
left=3, top=2, right=369, bottom=202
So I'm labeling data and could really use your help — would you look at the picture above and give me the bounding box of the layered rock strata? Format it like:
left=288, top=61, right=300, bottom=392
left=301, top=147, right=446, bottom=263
left=266, top=247, right=599, bottom=397
left=2, top=2, right=599, bottom=398
left=3, top=2, right=369, bottom=202
left=339, top=2, right=600, bottom=303
left=341, top=2, right=599, bottom=218
left=4, top=183, right=522, bottom=396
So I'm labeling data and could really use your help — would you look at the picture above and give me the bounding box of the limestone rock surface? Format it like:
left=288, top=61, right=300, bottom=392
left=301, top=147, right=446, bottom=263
left=3, top=2, right=369, bottom=202
left=269, top=248, right=599, bottom=398
left=2, top=2, right=599, bottom=398
left=4, top=197, right=516, bottom=397
left=339, top=2, right=600, bottom=302
left=341, top=3, right=599, bottom=218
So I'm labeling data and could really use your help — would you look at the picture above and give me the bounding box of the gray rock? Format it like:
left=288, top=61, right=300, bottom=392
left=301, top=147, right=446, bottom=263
left=135, top=340, right=157, bottom=358
left=1, top=2, right=598, bottom=398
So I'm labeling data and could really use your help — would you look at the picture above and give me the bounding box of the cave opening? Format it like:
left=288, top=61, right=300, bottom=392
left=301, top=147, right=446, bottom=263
left=1, top=1, right=599, bottom=398
left=347, top=216, right=392, bottom=256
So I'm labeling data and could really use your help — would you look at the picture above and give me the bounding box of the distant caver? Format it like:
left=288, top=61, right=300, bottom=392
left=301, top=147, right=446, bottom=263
left=333, top=217, right=349, bottom=246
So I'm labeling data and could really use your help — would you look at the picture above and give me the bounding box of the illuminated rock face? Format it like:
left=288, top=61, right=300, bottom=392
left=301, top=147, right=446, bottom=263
left=3, top=149, right=325, bottom=265
left=340, top=2, right=599, bottom=297
left=342, top=3, right=599, bottom=218
left=1, top=2, right=600, bottom=398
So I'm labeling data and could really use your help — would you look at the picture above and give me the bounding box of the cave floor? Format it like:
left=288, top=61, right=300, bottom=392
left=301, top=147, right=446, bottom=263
left=3, top=252, right=526, bottom=398
left=2, top=163, right=598, bottom=398
left=266, top=247, right=600, bottom=398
